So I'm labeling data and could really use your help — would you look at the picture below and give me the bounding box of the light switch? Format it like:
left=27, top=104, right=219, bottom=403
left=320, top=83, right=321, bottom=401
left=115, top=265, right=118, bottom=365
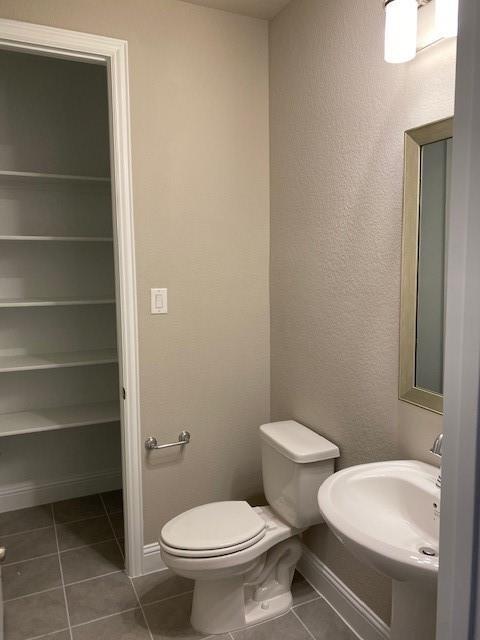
left=151, top=288, right=168, bottom=314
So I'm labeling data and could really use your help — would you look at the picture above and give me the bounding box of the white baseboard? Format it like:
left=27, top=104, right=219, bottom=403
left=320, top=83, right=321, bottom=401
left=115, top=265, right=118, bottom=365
left=0, top=468, right=122, bottom=513
left=143, top=542, right=167, bottom=575
left=297, top=545, right=391, bottom=640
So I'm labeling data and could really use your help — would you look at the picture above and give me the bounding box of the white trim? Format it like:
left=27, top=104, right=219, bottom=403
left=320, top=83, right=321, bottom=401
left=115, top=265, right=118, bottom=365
left=297, top=545, right=390, bottom=640
left=0, top=468, right=122, bottom=513
left=0, top=19, right=144, bottom=577
left=438, top=0, right=480, bottom=637
left=143, top=542, right=168, bottom=575
left=0, top=19, right=122, bottom=61
left=106, top=31, right=144, bottom=580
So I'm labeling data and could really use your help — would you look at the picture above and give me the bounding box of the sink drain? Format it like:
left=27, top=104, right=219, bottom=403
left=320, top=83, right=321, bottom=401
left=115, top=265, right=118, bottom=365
left=419, top=546, right=438, bottom=557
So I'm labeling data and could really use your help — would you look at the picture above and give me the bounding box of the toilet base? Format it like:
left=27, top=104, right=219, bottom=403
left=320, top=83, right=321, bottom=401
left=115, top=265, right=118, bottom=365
left=244, top=591, right=293, bottom=627
left=191, top=579, right=293, bottom=635
left=190, top=537, right=302, bottom=635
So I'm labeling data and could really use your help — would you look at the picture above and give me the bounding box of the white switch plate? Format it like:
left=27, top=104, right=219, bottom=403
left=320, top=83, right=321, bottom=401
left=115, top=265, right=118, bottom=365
left=151, top=288, right=168, bottom=314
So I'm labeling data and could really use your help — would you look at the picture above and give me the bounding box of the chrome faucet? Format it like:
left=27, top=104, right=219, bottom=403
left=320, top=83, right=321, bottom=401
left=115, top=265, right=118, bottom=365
left=430, top=433, right=443, bottom=457
left=430, top=433, right=443, bottom=488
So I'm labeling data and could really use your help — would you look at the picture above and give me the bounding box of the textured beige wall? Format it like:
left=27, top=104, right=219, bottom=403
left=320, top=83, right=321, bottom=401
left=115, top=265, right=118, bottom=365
left=0, top=0, right=270, bottom=543
left=269, top=0, right=454, bottom=623
left=0, top=0, right=454, bottom=622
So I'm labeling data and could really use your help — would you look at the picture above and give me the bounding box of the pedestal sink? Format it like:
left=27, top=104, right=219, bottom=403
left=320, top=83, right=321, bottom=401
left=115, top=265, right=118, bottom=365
left=317, top=460, right=439, bottom=640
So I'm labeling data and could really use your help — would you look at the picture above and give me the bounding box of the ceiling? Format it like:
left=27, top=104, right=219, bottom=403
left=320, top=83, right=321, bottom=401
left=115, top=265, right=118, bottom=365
left=182, top=0, right=292, bottom=20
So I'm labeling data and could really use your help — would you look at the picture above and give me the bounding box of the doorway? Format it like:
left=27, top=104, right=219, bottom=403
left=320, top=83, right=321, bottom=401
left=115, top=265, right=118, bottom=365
left=0, top=21, right=143, bottom=585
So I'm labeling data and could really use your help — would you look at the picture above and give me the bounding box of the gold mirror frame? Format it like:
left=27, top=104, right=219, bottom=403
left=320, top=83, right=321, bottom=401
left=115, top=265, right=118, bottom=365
left=399, top=116, right=453, bottom=414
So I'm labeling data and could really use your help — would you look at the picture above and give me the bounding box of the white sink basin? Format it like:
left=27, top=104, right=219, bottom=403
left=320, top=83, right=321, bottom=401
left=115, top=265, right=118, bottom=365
left=317, top=460, right=440, bottom=640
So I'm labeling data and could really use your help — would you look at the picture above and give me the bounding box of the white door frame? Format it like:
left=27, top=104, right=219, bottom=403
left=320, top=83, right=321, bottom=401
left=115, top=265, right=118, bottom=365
left=438, top=0, right=480, bottom=636
left=0, top=19, right=144, bottom=577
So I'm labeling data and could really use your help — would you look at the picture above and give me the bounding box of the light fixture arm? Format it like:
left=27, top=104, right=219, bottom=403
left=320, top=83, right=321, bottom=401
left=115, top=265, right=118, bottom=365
left=384, top=0, right=432, bottom=7
left=384, top=0, right=432, bottom=6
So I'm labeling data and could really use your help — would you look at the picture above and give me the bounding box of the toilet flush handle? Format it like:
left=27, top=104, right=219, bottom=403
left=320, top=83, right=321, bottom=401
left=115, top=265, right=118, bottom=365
left=145, top=431, right=191, bottom=450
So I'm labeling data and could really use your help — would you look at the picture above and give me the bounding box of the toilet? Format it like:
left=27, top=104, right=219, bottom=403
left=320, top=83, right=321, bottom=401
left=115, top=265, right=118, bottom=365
left=159, top=420, right=340, bottom=634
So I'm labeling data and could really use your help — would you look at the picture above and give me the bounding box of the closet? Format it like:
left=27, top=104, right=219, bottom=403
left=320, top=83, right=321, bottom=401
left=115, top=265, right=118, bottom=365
left=0, top=51, right=122, bottom=511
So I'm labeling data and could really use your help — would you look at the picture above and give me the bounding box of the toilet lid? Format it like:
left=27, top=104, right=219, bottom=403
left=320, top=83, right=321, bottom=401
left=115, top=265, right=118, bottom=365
left=160, top=501, right=266, bottom=552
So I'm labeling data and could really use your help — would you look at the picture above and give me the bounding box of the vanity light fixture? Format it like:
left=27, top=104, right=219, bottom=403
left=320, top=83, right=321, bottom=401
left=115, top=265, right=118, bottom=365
left=385, top=0, right=458, bottom=64
left=384, top=0, right=419, bottom=64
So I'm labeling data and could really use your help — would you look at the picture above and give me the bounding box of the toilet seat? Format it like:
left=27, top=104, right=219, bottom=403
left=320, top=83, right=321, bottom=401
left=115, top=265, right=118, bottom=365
left=160, top=501, right=267, bottom=558
left=160, top=505, right=299, bottom=574
left=161, top=528, right=266, bottom=558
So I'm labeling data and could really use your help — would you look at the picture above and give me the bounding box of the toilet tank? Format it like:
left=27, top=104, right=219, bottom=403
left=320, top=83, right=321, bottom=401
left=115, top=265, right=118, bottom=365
left=260, top=421, right=340, bottom=529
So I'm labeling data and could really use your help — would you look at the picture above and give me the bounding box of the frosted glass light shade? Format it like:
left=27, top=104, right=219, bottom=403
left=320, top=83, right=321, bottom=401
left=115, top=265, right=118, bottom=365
left=384, top=0, right=418, bottom=64
left=435, top=0, right=459, bottom=38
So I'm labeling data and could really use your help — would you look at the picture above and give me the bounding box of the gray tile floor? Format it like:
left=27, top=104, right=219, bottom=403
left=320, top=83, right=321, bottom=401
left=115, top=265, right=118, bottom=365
left=0, top=493, right=357, bottom=640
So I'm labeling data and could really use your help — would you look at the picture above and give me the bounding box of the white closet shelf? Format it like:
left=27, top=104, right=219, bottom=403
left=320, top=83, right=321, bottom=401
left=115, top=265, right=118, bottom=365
left=0, top=297, right=115, bottom=308
left=0, top=401, right=120, bottom=437
left=0, top=348, right=118, bottom=373
left=0, top=170, right=110, bottom=183
left=0, top=236, right=113, bottom=242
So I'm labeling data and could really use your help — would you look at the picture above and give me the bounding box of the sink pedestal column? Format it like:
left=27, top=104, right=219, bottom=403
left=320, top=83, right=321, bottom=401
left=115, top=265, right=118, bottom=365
left=391, top=580, right=436, bottom=640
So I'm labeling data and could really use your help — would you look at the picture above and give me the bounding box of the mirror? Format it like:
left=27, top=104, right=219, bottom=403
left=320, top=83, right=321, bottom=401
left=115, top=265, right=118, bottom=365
left=399, top=117, right=453, bottom=414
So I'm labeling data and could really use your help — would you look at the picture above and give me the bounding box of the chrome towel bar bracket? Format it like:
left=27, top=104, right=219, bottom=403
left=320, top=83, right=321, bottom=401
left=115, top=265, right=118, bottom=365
left=145, top=430, right=191, bottom=451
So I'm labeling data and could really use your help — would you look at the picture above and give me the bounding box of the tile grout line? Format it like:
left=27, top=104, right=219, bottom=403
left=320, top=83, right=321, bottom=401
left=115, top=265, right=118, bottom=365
left=294, top=576, right=361, bottom=639
left=64, top=569, right=123, bottom=587
left=137, top=588, right=194, bottom=608
left=2, top=495, right=127, bottom=633
left=291, top=595, right=322, bottom=609
left=101, top=493, right=155, bottom=638
left=23, top=627, right=70, bottom=640
left=13, top=587, right=195, bottom=635
left=129, top=576, right=155, bottom=640
left=0, top=510, right=124, bottom=545
left=296, top=573, right=323, bottom=600
left=3, top=571, right=192, bottom=606
left=69, top=605, right=139, bottom=629
left=3, top=543, right=343, bottom=640
left=291, top=607, right=318, bottom=640
left=2, top=512, right=111, bottom=539
left=2, top=550, right=59, bottom=567
left=1, top=534, right=121, bottom=567
left=227, top=610, right=292, bottom=634
left=0, top=522, right=54, bottom=538
left=56, top=512, right=119, bottom=526
left=295, top=597, right=362, bottom=640
left=55, top=536, right=119, bottom=556
left=3, top=570, right=126, bottom=604
left=3, top=584, right=61, bottom=604
left=98, top=493, right=110, bottom=520
left=99, top=492, right=124, bottom=560
left=23, top=600, right=153, bottom=640
left=51, top=503, right=74, bottom=640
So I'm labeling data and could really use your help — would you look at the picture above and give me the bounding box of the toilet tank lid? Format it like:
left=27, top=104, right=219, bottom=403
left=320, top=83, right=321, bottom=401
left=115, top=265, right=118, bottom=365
left=260, top=421, right=340, bottom=463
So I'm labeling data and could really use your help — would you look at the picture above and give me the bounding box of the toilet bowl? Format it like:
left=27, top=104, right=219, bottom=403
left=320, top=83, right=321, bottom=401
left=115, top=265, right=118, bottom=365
left=159, top=420, right=340, bottom=635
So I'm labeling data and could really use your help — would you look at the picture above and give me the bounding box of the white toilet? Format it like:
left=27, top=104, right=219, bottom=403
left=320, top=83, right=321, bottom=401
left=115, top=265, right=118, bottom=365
left=159, top=420, right=340, bottom=634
